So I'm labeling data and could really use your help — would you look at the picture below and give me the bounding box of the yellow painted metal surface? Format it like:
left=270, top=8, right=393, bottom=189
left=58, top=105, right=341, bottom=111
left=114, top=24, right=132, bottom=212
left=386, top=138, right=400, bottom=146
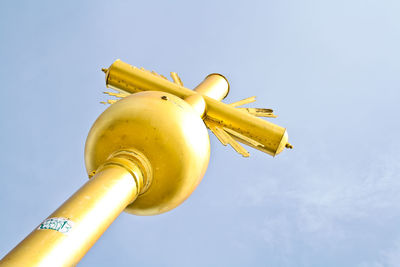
left=193, top=73, right=230, bottom=101
left=102, top=59, right=291, bottom=156
left=0, top=153, right=144, bottom=267
left=85, top=91, right=210, bottom=215
left=184, top=94, right=207, bottom=118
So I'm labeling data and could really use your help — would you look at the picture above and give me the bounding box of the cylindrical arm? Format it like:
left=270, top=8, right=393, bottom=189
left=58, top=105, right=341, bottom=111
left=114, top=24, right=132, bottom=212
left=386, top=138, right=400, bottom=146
left=0, top=164, right=139, bottom=267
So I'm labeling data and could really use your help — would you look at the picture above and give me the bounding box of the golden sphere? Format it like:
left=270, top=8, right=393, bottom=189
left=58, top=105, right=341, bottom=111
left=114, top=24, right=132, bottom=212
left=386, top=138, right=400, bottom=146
left=85, top=91, right=210, bottom=215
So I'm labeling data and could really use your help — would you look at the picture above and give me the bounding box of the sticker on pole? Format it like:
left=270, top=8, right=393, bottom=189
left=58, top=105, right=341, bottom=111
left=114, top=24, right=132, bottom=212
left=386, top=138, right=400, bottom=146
left=37, top=217, right=74, bottom=234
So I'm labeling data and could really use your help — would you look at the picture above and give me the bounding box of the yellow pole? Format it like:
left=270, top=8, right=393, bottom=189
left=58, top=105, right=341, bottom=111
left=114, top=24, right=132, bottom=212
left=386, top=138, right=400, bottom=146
left=0, top=60, right=291, bottom=266
left=0, top=152, right=145, bottom=267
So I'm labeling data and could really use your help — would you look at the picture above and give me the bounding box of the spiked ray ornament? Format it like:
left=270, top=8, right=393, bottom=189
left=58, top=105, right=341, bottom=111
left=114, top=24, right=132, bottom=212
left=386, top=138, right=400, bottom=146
left=101, top=60, right=292, bottom=157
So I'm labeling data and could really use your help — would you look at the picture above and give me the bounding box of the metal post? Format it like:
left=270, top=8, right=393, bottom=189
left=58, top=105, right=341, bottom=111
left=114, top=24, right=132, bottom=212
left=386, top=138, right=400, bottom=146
left=0, top=154, right=144, bottom=267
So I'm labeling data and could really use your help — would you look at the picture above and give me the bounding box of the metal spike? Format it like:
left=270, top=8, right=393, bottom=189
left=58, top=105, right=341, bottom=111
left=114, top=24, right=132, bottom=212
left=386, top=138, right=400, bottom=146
left=100, top=99, right=118, bottom=105
left=111, top=87, right=135, bottom=95
left=205, top=120, right=250, bottom=157
left=151, top=71, right=162, bottom=77
left=160, top=74, right=169, bottom=80
left=223, top=127, right=264, bottom=147
left=149, top=70, right=168, bottom=81
left=223, top=131, right=250, bottom=157
left=237, top=108, right=277, bottom=118
left=170, top=72, right=183, bottom=86
left=103, top=91, right=129, bottom=98
left=229, top=96, right=256, bottom=107
left=207, top=122, right=229, bottom=146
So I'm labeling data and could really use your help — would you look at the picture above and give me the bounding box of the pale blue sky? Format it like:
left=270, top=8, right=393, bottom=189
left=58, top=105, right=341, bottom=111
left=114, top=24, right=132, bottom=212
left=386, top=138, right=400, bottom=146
left=1, top=1, right=400, bottom=266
